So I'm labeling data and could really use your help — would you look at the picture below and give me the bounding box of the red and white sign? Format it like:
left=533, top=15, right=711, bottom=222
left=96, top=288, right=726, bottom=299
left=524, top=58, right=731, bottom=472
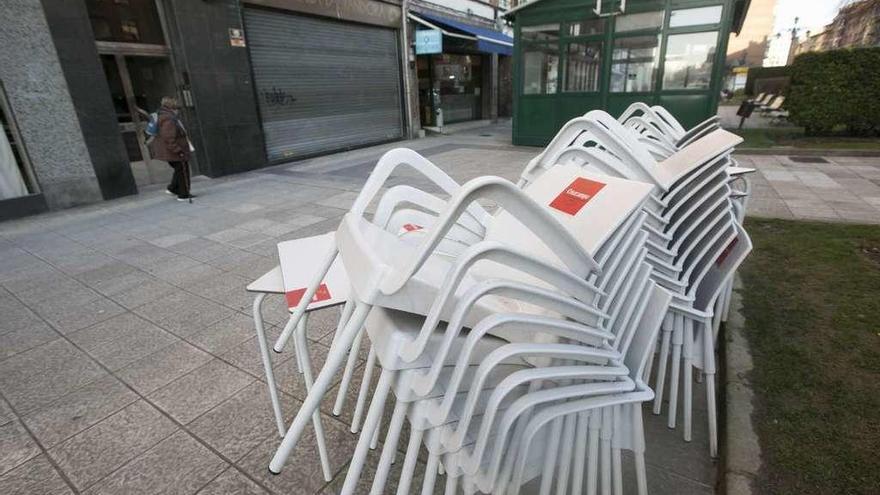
left=277, top=233, right=348, bottom=311
left=549, top=177, right=606, bottom=216
left=398, top=223, right=423, bottom=236
left=285, top=283, right=332, bottom=307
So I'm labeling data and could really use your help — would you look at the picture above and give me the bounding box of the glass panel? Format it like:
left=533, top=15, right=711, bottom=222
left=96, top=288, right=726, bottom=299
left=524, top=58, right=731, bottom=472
left=86, top=0, right=166, bottom=44
left=433, top=54, right=483, bottom=123
left=615, top=11, right=664, bottom=32
left=663, top=32, right=718, bottom=90
left=669, top=6, right=723, bottom=28
left=567, top=18, right=605, bottom=37
left=611, top=35, right=660, bottom=92
left=564, top=42, right=602, bottom=92
left=523, top=46, right=560, bottom=95
left=522, top=24, right=560, bottom=43
left=0, top=87, right=33, bottom=199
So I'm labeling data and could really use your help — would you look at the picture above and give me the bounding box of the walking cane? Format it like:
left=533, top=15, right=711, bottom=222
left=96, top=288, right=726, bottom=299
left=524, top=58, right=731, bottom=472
left=182, top=160, right=192, bottom=204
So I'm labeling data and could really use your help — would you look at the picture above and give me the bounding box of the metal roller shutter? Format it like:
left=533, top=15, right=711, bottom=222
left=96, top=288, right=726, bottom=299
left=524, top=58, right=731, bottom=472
left=244, top=8, right=404, bottom=161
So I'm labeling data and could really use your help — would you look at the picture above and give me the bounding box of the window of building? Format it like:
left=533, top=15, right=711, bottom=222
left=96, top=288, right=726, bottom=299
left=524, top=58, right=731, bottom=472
left=523, top=46, right=560, bottom=94
left=610, top=35, right=660, bottom=92
left=0, top=84, right=36, bottom=200
left=567, top=18, right=605, bottom=37
left=662, top=31, right=718, bottom=90
left=86, top=0, right=166, bottom=44
left=669, top=6, right=724, bottom=28
left=522, top=24, right=560, bottom=43
left=564, top=42, right=602, bottom=92
left=615, top=11, right=664, bottom=33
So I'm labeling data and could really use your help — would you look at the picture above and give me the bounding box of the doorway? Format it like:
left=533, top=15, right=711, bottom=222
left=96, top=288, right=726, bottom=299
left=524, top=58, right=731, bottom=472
left=99, top=51, right=177, bottom=187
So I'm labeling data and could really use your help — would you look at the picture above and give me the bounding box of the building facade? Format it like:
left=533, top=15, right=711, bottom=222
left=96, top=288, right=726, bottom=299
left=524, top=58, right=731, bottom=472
left=0, top=0, right=511, bottom=220
left=794, top=0, right=880, bottom=57
left=506, top=0, right=750, bottom=146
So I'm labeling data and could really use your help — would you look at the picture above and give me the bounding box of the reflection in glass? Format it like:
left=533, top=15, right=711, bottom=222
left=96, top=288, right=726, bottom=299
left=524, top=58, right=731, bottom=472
left=615, top=11, right=664, bottom=32
left=522, top=24, right=560, bottom=43
left=669, top=6, right=723, bottom=28
left=610, top=35, right=660, bottom=92
left=567, top=18, right=605, bottom=37
left=523, top=46, right=560, bottom=95
left=564, top=42, right=602, bottom=92
left=663, top=32, right=718, bottom=90
left=0, top=87, right=33, bottom=200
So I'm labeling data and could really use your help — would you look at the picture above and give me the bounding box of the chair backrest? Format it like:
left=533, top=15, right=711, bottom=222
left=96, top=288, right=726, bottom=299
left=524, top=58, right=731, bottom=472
left=624, top=283, right=672, bottom=380
left=693, top=222, right=752, bottom=311
left=768, top=96, right=785, bottom=109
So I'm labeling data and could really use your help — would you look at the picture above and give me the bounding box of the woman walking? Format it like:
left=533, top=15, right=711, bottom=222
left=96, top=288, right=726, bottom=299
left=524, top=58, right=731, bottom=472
left=150, top=96, right=194, bottom=201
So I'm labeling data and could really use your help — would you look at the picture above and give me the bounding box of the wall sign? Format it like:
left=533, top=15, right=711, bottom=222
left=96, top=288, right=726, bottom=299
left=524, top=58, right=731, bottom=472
left=415, top=29, right=442, bottom=55
left=229, top=28, right=246, bottom=47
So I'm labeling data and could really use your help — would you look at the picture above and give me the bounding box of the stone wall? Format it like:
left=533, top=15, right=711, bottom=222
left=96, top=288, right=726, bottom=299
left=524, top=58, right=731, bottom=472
left=0, top=0, right=102, bottom=209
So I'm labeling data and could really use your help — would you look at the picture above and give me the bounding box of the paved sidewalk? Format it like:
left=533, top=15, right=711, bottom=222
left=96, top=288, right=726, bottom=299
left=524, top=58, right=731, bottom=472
left=1, top=122, right=877, bottom=494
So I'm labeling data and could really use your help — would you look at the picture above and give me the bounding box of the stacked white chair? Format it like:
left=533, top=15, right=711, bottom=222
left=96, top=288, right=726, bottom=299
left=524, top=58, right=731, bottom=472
left=258, top=105, right=753, bottom=493
left=515, top=109, right=753, bottom=456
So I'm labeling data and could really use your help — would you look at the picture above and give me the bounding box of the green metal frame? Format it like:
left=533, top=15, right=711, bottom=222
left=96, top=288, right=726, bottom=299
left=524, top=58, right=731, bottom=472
left=511, top=0, right=736, bottom=146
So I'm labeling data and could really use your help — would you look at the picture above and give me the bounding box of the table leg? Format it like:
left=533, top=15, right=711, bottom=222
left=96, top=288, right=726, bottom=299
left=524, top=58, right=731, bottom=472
left=294, top=312, right=333, bottom=481
left=252, top=293, right=286, bottom=437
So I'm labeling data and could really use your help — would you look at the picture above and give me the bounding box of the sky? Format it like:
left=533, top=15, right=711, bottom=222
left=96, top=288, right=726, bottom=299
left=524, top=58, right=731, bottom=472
left=771, top=0, right=843, bottom=36
left=763, top=0, right=844, bottom=65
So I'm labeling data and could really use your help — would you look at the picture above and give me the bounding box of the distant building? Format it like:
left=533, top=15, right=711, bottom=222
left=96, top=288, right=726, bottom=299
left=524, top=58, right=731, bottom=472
left=725, top=0, right=777, bottom=90
left=794, top=0, right=880, bottom=56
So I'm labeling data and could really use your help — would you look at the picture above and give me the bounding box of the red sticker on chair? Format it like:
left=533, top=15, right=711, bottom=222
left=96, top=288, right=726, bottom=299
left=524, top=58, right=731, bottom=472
left=716, top=238, right=739, bottom=266
left=549, top=178, right=606, bottom=216
left=286, top=283, right=331, bottom=307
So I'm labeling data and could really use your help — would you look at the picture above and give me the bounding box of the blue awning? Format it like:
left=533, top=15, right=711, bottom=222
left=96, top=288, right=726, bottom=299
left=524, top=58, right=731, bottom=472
left=411, top=12, right=513, bottom=56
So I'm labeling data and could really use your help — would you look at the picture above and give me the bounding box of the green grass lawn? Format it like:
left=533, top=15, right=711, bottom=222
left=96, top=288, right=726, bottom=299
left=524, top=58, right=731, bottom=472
left=731, top=127, right=880, bottom=150
left=738, top=218, right=880, bottom=495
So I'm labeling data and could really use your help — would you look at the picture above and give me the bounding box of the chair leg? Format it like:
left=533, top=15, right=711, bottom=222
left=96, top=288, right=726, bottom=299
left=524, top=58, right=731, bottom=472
left=555, top=414, right=577, bottom=495
left=370, top=408, right=384, bottom=450
left=540, top=418, right=563, bottom=495
left=571, top=411, right=589, bottom=495
left=269, top=302, right=371, bottom=474
left=652, top=318, right=673, bottom=415
left=642, top=338, right=657, bottom=384
left=612, top=405, right=623, bottom=495
left=704, top=317, right=719, bottom=458
left=396, top=425, right=425, bottom=495
left=351, top=346, right=377, bottom=433
left=422, top=451, right=441, bottom=495
left=294, top=313, right=333, bottom=481
left=341, top=368, right=395, bottom=495
left=600, top=408, right=612, bottom=495
left=587, top=412, right=600, bottom=495
left=683, top=319, right=694, bottom=442
left=632, top=406, right=648, bottom=495
left=444, top=453, right=459, bottom=495
left=667, top=315, right=683, bottom=429
left=251, top=293, right=286, bottom=437
left=371, top=400, right=408, bottom=495
left=333, top=325, right=365, bottom=416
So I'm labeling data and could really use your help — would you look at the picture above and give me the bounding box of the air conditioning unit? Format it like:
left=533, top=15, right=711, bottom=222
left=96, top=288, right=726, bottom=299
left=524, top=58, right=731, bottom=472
left=593, top=0, right=626, bottom=17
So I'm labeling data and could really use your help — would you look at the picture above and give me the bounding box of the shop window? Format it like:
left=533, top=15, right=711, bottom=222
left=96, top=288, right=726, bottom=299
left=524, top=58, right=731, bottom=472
left=523, top=46, right=560, bottom=95
left=564, top=42, right=602, bottom=92
left=567, top=18, right=605, bottom=37
left=0, top=85, right=36, bottom=200
left=669, top=6, right=723, bottom=28
left=610, top=35, right=660, bottom=92
left=615, top=11, right=664, bottom=33
left=86, top=0, right=166, bottom=44
left=662, top=31, right=718, bottom=90
left=522, top=24, right=560, bottom=43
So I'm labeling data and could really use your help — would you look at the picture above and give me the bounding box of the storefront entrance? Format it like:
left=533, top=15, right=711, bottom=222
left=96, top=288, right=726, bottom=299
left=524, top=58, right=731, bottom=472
left=418, top=54, right=483, bottom=127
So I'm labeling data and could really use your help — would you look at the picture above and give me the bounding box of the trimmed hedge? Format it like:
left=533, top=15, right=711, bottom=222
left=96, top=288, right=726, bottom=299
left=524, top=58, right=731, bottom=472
left=787, top=48, right=880, bottom=136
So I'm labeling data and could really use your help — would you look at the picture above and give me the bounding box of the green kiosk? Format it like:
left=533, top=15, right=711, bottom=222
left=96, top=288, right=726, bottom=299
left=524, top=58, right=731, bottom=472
left=506, top=0, right=751, bottom=145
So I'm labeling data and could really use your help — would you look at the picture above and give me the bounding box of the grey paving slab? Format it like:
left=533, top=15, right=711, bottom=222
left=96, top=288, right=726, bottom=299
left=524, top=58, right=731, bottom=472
left=0, top=339, right=107, bottom=415
left=47, top=400, right=178, bottom=490
left=22, top=375, right=138, bottom=449
left=187, top=381, right=297, bottom=462
left=116, top=340, right=213, bottom=395
left=133, top=292, right=234, bottom=338
left=147, top=359, right=255, bottom=424
left=82, top=431, right=227, bottom=495
left=68, top=313, right=178, bottom=371
left=195, top=468, right=269, bottom=494
left=0, top=455, right=73, bottom=495
left=0, top=420, right=41, bottom=476
left=0, top=319, right=58, bottom=361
